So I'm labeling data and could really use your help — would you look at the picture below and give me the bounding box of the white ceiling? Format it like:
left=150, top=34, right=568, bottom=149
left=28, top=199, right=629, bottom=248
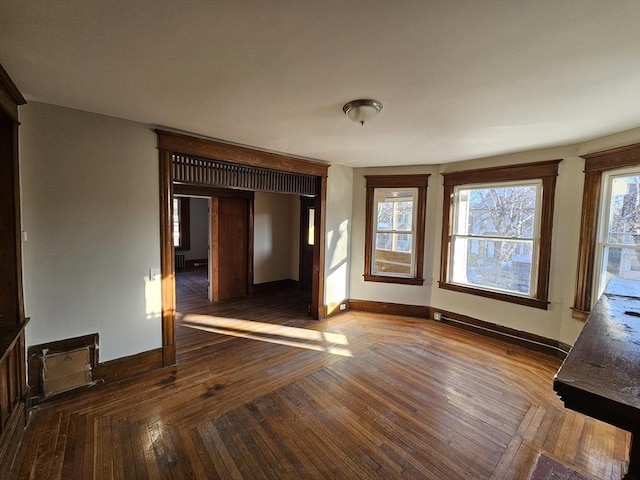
left=1, top=0, right=639, bottom=167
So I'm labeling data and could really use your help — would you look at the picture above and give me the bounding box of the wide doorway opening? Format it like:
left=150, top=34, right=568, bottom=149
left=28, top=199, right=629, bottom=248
left=158, top=130, right=328, bottom=366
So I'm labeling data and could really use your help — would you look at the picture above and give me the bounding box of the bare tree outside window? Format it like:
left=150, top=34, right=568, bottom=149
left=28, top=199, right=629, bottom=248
left=451, top=183, right=541, bottom=295
left=440, top=160, right=559, bottom=309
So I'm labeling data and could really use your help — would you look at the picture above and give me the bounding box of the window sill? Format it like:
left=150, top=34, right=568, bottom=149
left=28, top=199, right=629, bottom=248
left=364, top=274, right=424, bottom=286
left=438, top=281, right=549, bottom=309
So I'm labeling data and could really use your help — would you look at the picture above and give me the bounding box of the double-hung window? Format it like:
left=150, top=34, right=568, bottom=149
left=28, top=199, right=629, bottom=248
left=594, top=168, right=640, bottom=300
left=450, top=181, right=541, bottom=296
left=440, top=161, right=560, bottom=309
left=573, top=143, right=640, bottom=319
left=364, top=175, right=429, bottom=285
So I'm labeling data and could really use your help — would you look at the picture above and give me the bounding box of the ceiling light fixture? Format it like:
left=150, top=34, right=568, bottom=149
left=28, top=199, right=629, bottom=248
left=343, top=99, right=383, bottom=126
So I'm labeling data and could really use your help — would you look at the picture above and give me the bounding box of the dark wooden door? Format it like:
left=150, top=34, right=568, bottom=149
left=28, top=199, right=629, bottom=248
left=210, top=196, right=249, bottom=301
left=299, top=197, right=315, bottom=295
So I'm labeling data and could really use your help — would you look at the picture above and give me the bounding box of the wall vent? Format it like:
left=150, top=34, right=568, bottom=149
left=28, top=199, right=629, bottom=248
left=42, top=347, right=92, bottom=397
left=27, top=333, right=99, bottom=404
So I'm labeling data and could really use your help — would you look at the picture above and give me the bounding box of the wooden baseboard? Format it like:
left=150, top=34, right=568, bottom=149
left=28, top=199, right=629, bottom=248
left=429, top=307, right=570, bottom=359
left=323, top=301, right=349, bottom=318
left=162, top=344, right=176, bottom=367
left=348, top=299, right=569, bottom=359
left=185, top=258, right=207, bottom=269
left=252, top=279, right=299, bottom=294
left=93, top=348, right=164, bottom=384
left=0, top=401, right=25, bottom=478
left=28, top=340, right=164, bottom=406
left=349, top=299, right=430, bottom=319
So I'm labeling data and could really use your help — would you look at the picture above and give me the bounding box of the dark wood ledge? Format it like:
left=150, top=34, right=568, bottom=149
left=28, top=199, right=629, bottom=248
left=0, top=318, right=28, bottom=363
left=554, top=278, right=640, bottom=479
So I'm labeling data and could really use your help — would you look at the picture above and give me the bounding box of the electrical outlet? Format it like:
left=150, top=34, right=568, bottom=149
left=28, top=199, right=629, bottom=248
left=339, top=303, right=347, bottom=311
left=433, top=312, right=443, bottom=321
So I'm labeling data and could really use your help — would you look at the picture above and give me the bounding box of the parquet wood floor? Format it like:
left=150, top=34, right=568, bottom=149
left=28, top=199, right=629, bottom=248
left=7, top=269, right=631, bottom=479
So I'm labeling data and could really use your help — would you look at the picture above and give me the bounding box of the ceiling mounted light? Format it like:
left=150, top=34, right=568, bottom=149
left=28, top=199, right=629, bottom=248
left=343, top=99, right=383, bottom=126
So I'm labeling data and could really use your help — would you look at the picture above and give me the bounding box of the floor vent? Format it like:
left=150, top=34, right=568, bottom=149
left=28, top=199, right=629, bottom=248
left=42, top=347, right=92, bottom=397
left=27, top=333, right=99, bottom=404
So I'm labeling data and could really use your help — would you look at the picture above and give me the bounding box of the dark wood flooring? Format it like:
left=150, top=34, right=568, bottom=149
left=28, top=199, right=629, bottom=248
left=7, top=269, right=631, bottom=479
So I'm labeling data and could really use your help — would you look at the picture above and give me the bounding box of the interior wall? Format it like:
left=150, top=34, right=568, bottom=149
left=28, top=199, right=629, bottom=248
left=19, top=102, right=162, bottom=362
left=253, top=191, right=296, bottom=284
left=349, top=165, right=440, bottom=307
left=324, top=164, right=353, bottom=311
left=350, top=128, right=640, bottom=345
left=183, top=197, right=208, bottom=261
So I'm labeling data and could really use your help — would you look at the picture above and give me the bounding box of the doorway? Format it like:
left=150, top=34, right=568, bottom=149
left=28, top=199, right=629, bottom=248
left=158, top=130, right=328, bottom=367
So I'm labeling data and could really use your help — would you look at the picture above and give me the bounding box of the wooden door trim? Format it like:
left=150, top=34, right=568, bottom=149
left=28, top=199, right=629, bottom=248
left=157, top=129, right=328, bottom=177
left=158, top=132, right=328, bottom=366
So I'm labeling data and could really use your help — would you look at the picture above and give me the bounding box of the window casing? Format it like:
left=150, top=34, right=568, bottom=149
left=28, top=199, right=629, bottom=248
left=364, top=175, right=429, bottom=285
left=593, top=168, right=640, bottom=301
left=573, top=143, right=640, bottom=320
left=440, top=160, right=560, bottom=309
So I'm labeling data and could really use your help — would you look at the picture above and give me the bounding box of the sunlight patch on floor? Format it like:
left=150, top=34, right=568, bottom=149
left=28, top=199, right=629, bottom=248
left=180, top=314, right=352, bottom=357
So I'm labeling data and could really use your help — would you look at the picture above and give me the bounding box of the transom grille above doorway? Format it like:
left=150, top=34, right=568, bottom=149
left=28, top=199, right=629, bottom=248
left=172, top=154, right=319, bottom=196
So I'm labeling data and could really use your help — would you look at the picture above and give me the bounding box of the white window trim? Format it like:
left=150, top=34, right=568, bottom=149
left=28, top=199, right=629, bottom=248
left=448, top=180, right=544, bottom=299
left=371, top=187, right=418, bottom=278
left=593, top=166, right=640, bottom=303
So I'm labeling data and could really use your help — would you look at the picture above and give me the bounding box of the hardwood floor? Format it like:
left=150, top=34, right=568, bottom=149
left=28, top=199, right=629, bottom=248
left=8, top=270, right=631, bottom=479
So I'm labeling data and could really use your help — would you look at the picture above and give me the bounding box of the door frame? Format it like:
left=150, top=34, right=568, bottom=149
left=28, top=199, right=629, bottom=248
left=174, top=186, right=255, bottom=301
left=157, top=130, right=328, bottom=366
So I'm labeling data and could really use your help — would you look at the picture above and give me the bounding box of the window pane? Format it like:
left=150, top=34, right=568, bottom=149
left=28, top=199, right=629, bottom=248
left=374, top=233, right=413, bottom=275
left=607, top=175, right=640, bottom=245
left=377, top=201, right=393, bottom=230
left=456, top=185, right=538, bottom=238
left=451, top=237, right=533, bottom=294
left=376, top=190, right=415, bottom=231
left=375, top=232, right=412, bottom=253
left=600, top=246, right=640, bottom=288
left=394, top=201, right=413, bottom=231
left=308, top=208, right=315, bottom=245
left=173, top=198, right=181, bottom=247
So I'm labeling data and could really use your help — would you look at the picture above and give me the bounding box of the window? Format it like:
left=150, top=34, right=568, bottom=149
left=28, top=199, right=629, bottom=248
left=172, top=197, right=190, bottom=251
left=594, top=168, right=640, bottom=300
left=364, top=175, right=429, bottom=285
left=307, top=206, right=315, bottom=246
left=440, top=161, right=560, bottom=309
left=573, top=143, right=640, bottom=320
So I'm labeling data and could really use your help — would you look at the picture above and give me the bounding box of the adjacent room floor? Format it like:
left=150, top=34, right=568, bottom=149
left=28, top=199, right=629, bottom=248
left=9, top=270, right=630, bottom=479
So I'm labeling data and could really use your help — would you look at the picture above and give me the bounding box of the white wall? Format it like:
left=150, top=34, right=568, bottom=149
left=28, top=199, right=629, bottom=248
left=350, top=128, right=640, bottom=345
left=19, top=102, right=162, bottom=362
left=253, top=191, right=297, bottom=284
left=349, top=165, right=440, bottom=306
left=183, top=197, right=209, bottom=261
left=324, top=164, right=353, bottom=311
